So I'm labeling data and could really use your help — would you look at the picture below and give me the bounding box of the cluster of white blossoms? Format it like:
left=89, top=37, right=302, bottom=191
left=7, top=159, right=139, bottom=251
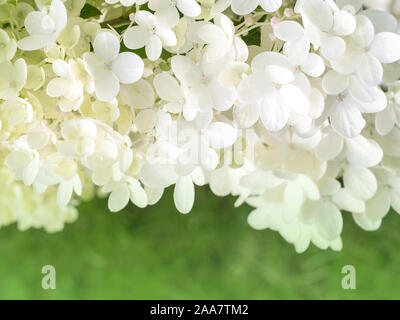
left=1, top=0, right=400, bottom=252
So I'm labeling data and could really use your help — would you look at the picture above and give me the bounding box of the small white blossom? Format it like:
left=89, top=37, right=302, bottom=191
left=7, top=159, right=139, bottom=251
left=83, top=32, right=144, bottom=102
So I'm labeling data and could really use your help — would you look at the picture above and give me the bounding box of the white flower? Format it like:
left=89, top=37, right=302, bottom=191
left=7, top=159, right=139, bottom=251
left=148, top=0, right=201, bottom=28
left=237, top=52, right=310, bottom=131
left=17, top=0, right=67, bottom=51
left=0, top=58, right=27, bottom=100
left=46, top=158, right=82, bottom=207
left=273, top=20, right=325, bottom=74
left=83, top=32, right=144, bottom=102
left=197, top=14, right=234, bottom=63
left=324, top=88, right=386, bottom=138
left=103, top=176, right=148, bottom=212
left=171, top=55, right=237, bottom=115
left=46, top=59, right=85, bottom=112
left=123, top=11, right=177, bottom=61
left=58, top=119, right=97, bottom=158
left=0, top=97, right=33, bottom=127
left=5, top=139, right=40, bottom=186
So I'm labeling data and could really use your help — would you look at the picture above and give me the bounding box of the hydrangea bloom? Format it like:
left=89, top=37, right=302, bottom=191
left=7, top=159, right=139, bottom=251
left=1, top=0, right=400, bottom=253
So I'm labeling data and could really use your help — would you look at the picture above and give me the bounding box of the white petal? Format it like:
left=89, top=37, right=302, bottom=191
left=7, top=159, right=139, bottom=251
left=231, top=0, right=258, bottom=15
left=23, top=157, right=39, bottom=186
left=207, top=122, right=237, bottom=149
left=148, top=0, right=168, bottom=11
left=375, top=105, right=396, bottom=136
left=301, top=0, right=333, bottom=32
left=343, top=165, right=377, bottom=201
left=348, top=76, right=378, bottom=103
left=346, top=135, right=383, bottom=167
left=94, top=70, right=120, bottom=102
left=145, top=34, right=162, bottom=61
left=260, top=91, right=289, bottom=131
left=129, top=180, right=148, bottom=208
left=108, top=184, right=130, bottom=212
left=140, top=163, right=178, bottom=188
left=123, top=26, right=149, bottom=49
left=57, top=181, right=73, bottom=207
left=171, top=55, right=202, bottom=85
left=47, top=78, right=68, bottom=97
left=240, top=170, right=284, bottom=189
left=135, top=109, right=156, bottom=133
left=155, top=6, right=179, bottom=29
left=247, top=208, right=269, bottom=230
left=365, top=189, right=391, bottom=221
left=283, top=37, right=310, bottom=66
left=332, top=188, right=365, bottom=213
left=297, top=175, right=320, bottom=200
left=321, top=36, right=346, bottom=60
left=120, top=80, right=154, bottom=108
left=92, top=168, right=111, bottom=186
left=351, top=15, right=375, bottom=48
left=156, top=28, right=177, bottom=47
left=94, top=32, right=120, bottom=63
left=330, top=101, right=365, bottom=138
left=278, top=84, right=310, bottom=116
left=50, top=0, right=67, bottom=31
left=135, top=10, right=157, bottom=29
left=233, top=103, right=260, bottom=128
left=332, top=10, right=356, bottom=36
left=283, top=182, right=304, bottom=223
left=301, top=53, right=325, bottom=77
left=322, top=70, right=349, bottom=95
left=237, top=73, right=270, bottom=103
left=273, top=21, right=304, bottom=41
left=197, top=23, right=225, bottom=44
left=145, top=186, right=164, bottom=205
left=370, top=32, right=400, bottom=64
left=356, top=53, right=382, bottom=86
left=174, top=175, right=195, bottom=214
left=208, top=78, right=236, bottom=111
left=315, top=132, right=344, bottom=161
left=24, top=12, right=48, bottom=35
left=356, top=88, right=387, bottom=113
left=52, top=60, right=69, bottom=78
left=154, top=72, right=183, bottom=102
left=177, top=0, right=201, bottom=17
left=259, top=0, right=282, bottom=12
left=209, top=166, right=231, bottom=196
left=353, top=212, right=381, bottom=231
left=316, top=201, right=343, bottom=241
left=17, top=35, right=49, bottom=51
left=331, top=46, right=363, bottom=74
left=112, top=52, right=144, bottom=84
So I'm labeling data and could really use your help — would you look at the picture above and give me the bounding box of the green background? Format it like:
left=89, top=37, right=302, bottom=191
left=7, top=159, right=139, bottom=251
left=0, top=187, right=399, bottom=299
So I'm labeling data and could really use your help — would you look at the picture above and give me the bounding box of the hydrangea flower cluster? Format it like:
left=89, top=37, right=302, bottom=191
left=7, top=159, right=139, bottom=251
left=1, top=0, right=400, bottom=252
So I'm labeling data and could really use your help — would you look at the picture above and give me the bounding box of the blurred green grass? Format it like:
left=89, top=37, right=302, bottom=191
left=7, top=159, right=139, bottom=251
left=0, top=187, right=399, bottom=299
